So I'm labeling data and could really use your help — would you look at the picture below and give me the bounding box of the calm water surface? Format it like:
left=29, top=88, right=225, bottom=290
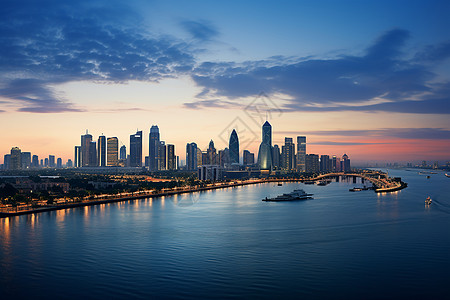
left=1, top=169, right=449, bottom=299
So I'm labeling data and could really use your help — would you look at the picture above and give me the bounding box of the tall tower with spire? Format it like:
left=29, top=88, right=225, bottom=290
left=229, top=129, right=239, bottom=165
left=257, top=121, right=273, bottom=170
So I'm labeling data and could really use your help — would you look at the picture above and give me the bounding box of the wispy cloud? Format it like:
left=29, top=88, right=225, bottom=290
left=186, top=29, right=450, bottom=114
left=180, top=20, right=219, bottom=42
left=278, top=128, right=450, bottom=140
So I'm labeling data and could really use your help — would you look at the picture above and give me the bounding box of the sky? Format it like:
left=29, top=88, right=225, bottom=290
left=1, top=0, right=449, bottom=164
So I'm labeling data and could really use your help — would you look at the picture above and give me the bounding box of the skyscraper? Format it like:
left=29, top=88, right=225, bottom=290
left=130, top=130, right=143, bottom=167
left=257, top=121, right=273, bottom=170
left=158, top=141, right=166, bottom=170
left=89, top=142, right=97, bottom=166
left=272, top=145, right=280, bottom=169
left=49, top=155, right=56, bottom=168
left=207, top=140, right=217, bottom=165
left=320, top=155, right=331, bottom=173
left=10, top=147, right=21, bottom=170
left=21, top=152, right=31, bottom=169
left=229, top=129, right=239, bottom=165
left=74, top=146, right=81, bottom=168
left=32, top=155, right=39, bottom=168
left=149, top=125, right=160, bottom=171
left=305, top=154, right=319, bottom=173
left=243, top=150, right=255, bottom=165
left=281, top=137, right=295, bottom=170
left=120, top=145, right=126, bottom=160
left=107, top=137, right=119, bottom=166
left=81, top=130, right=92, bottom=167
left=341, top=154, right=351, bottom=172
left=296, top=136, right=306, bottom=172
left=196, top=148, right=203, bottom=166
left=3, top=154, right=11, bottom=170
left=56, top=158, right=62, bottom=168
left=167, top=144, right=176, bottom=170
left=98, top=135, right=107, bottom=167
left=186, top=142, right=197, bottom=171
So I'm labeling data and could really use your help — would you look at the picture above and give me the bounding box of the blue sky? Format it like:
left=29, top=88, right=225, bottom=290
left=0, top=0, right=449, bottom=162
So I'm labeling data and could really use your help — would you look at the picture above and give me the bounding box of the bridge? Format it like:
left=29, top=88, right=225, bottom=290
left=305, top=172, right=407, bottom=193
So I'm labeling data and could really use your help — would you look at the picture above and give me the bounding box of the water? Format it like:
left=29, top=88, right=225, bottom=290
left=1, top=169, right=449, bottom=299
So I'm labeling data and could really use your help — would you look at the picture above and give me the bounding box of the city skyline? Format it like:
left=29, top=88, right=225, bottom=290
left=0, top=1, right=449, bottom=164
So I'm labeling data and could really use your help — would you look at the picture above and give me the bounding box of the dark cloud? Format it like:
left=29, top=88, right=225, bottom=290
left=180, top=20, right=219, bottom=42
left=0, top=0, right=195, bottom=113
left=187, top=29, right=450, bottom=115
left=278, top=128, right=450, bottom=140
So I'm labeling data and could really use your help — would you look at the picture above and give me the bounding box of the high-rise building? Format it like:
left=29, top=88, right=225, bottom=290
left=272, top=145, right=280, bottom=169
left=229, top=129, right=239, bottom=165
left=158, top=141, right=167, bottom=170
left=44, top=157, right=49, bottom=167
left=97, top=135, right=107, bottom=167
left=3, top=154, right=11, bottom=170
left=10, top=147, right=21, bottom=170
left=257, top=121, right=273, bottom=170
left=107, top=137, right=119, bottom=166
left=243, top=150, right=255, bottom=165
left=149, top=125, right=160, bottom=171
left=89, top=142, right=97, bottom=166
left=67, top=159, right=73, bottom=168
left=130, top=130, right=143, bottom=167
left=341, top=154, right=351, bottom=172
left=186, top=142, right=198, bottom=171
left=281, top=137, right=295, bottom=170
left=305, top=154, right=319, bottom=173
left=196, top=148, right=203, bottom=166
left=219, top=148, right=230, bottom=168
left=21, top=152, right=31, bottom=169
left=296, top=136, right=306, bottom=172
left=81, top=131, right=92, bottom=167
left=320, top=155, right=331, bottom=173
left=207, top=140, right=217, bottom=165
left=120, top=145, right=126, bottom=160
left=49, top=155, right=56, bottom=168
left=56, top=158, right=63, bottom=168
left=167, top=144, right=176, bottom=170
left=32, top=155, right=39, bottom=168
left=74, top=146, right=81, bottom=168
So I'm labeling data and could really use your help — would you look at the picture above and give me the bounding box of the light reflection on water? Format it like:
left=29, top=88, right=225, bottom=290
left=0, top=169, right=449, bottom=299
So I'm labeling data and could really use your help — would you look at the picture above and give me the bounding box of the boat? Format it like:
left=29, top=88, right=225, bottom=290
left=263, top=189, right=313, bottom=202
left=349, top=188, right=363, bottom=192
left=316, top=180, right=329, bottom=186
left=303, top=180, right=315, bottom=184
left=425, top=196, right=432, bottom=205
left=277, top=183, right=283, bottom=186
left=426, top=176, right=431, bottom=179
left=445, top=174, right=450, bottom=178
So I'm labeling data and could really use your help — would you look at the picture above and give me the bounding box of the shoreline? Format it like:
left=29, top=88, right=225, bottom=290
left=0, top=173, right=408, bottom=218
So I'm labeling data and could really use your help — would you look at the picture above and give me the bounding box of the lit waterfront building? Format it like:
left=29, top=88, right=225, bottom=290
left=81, top=130, right=93, bottom=167
left=10, top=147, right=22, bottom=170
left=158, top=141, right=167, bottom=170
left=186, top=142, right=198, bottom=171
left=229, top=129, right=239, bottom=165
left=296, top=136, right=306, bottom=172
left=305, top=154, right=319, bottom=173
left=207, top=140, right=217, bottom=165
left=243, top=150, right=255, bottom=166
left=272, top=145, right=280, bottom=169
left=281, top=137, right=295, bottom=170
left=98, top=135, right=107, bottom=167
left=198, top=165, right=223, bottom=181
left=74, top=146, right=81, bottom=168
left=107, top=137, right=119, bottom=166
left=341, top=154, right=351, bottom=173
left=167, top=144, right=176, bottom=170
left=149, top=125, right=160, bottom=171
left=130, top=130, right=142, bottom=167
left=257, top=121, right=273, bottom=171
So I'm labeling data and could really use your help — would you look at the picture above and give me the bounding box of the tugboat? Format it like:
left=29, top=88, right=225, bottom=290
left=425, top=196, right=432, bottom=205
left=263, top=189, right=313, bottom=202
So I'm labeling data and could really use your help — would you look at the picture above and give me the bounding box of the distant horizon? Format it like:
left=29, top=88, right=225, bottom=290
left=1, top=1, right=449, bottom=164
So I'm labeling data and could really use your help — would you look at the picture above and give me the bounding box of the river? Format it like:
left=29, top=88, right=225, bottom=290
left=1, top=169, right=449, bottom=299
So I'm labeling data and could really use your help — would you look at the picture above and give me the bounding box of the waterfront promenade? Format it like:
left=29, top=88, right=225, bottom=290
left=0, top=171, right=407, bottom=217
